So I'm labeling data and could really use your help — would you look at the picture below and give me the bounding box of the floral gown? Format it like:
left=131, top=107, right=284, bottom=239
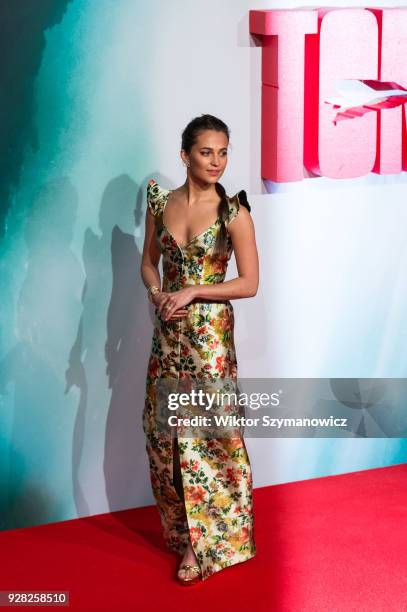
left=142, top=178, right=256, bottom=581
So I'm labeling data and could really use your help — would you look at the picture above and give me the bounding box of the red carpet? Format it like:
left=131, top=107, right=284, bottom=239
left=1, top=464, right=407, bottom=611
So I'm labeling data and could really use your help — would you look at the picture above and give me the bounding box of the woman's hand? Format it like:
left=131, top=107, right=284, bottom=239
left=156, top=287, right=197, bottom=321
left=152, top=290, right=191, bottom=320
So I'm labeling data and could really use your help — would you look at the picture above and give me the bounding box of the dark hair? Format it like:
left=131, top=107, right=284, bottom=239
left=181, top=114, right=231, bottom=257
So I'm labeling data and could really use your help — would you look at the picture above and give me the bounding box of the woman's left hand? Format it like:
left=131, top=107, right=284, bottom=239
left=158, top=286, right=197, bottom=321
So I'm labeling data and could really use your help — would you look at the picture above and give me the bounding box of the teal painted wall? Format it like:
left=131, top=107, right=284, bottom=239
left=0, top=0, right=157, bottom=529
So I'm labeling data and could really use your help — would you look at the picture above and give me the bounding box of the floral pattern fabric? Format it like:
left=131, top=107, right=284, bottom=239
left=142, top=178, right=256, bottom=581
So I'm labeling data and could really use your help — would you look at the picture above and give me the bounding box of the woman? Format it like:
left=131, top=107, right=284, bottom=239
left=140, top=114, right=259, bottom=585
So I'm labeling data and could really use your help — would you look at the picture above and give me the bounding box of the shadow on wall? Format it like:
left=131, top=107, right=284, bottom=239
left=0, top=0, right=73, bottom=241
left=0, top=173, right=156, bottom=529
left=65, top=174, right=154, bottom=517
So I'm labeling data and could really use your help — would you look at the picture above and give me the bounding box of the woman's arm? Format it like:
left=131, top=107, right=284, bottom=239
left=140, top=207, right=162, bottom=290
left=140, top=207, right=188, bottom=319
left=158, top=206, right=259, bottom=320
left=194, top=205, right=259, bottom=300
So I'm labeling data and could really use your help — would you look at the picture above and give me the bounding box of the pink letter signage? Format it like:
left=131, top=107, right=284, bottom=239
left=249, top=8, right=407, bottom=182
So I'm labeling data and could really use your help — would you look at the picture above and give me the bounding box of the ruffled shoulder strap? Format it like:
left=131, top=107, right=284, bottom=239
left=227, top=189, right=251, bottom=227
left=146, top=178, right=168, bottom=217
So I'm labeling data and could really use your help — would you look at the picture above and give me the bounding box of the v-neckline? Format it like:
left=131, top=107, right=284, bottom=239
left=161, top=189, right=221, bottom=250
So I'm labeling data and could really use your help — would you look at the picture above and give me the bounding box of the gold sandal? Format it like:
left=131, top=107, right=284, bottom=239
left=177, top=563, right=202, bottom=586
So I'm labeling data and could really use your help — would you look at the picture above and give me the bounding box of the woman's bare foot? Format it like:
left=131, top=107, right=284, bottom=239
left=178, top=541, right=201, bottom=581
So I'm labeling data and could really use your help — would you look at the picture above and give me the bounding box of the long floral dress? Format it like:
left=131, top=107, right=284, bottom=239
left=142, top=178, right=256, bottom=581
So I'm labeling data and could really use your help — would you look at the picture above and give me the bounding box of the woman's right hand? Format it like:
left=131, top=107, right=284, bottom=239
left=152, top=291, right=188, bottom=319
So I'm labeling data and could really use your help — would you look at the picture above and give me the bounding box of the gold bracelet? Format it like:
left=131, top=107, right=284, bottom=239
left=147, top=285, right=160, bottom=303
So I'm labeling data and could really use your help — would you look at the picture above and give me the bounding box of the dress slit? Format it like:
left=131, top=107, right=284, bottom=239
left=172, top=435, right=185, bottom=503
